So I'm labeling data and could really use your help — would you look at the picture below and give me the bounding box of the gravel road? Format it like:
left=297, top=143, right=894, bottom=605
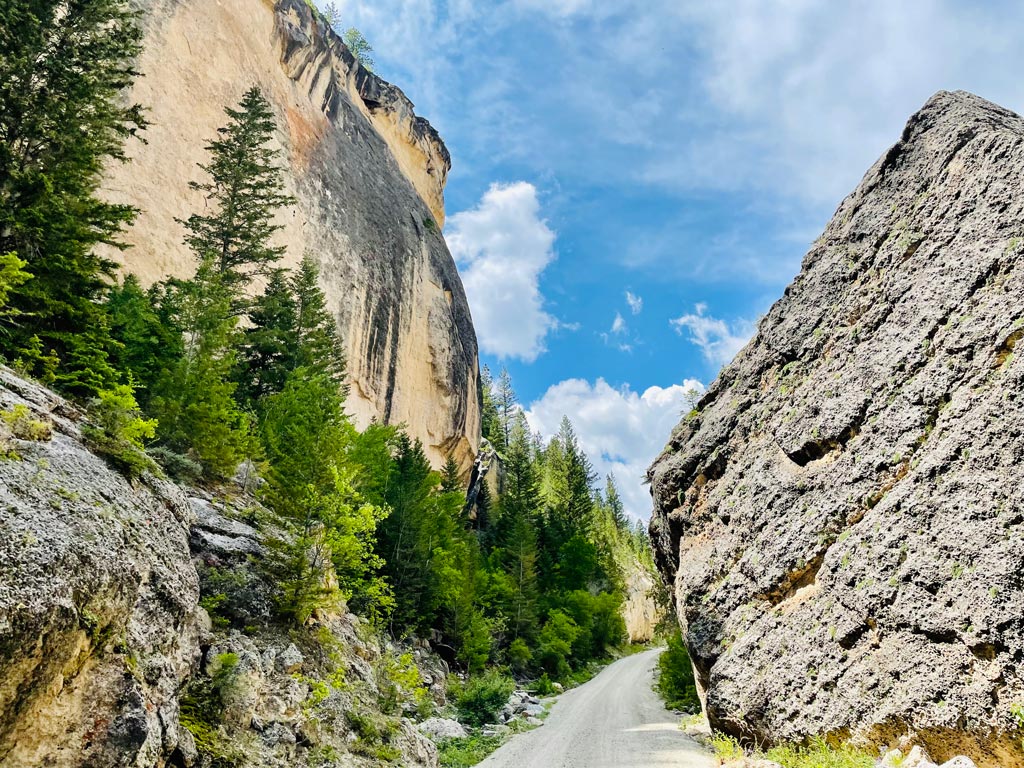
left=478, top=648, right=716, bottom=768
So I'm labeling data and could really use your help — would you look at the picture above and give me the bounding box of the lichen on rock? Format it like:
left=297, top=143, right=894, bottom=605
left=648, top=91, right=1024, bottom=768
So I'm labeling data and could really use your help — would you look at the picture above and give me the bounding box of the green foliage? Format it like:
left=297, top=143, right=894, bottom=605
left=343, top=27, right=375, bottom=70
left=260, top=368, right=389, bottom=624
left=0, top=253, right=30, bottom=331
left=656, top=629, right=700, bottom=712
left=107, top=275, right=182, bottom=402
left=0, top=0, right=146, bottom=394
left=377, top=651, right=431, bottom=716
left=149, top=445, right=203, bottom=483
left=437, top=734, right=504, bottom=768
left=762, top=739, right=876, bottom=768
left=179, top=653, right=246, bottom=767
left=346, top=709, right=402, bottom=762
left=235, top=256, right=346, bottom=410
left=82, top=382, right=158, bottom=476
left=537, top=609, right=581, bottom=678
left=180, top=87, right=293, bottom=305
left=376, top=434, right=469, bottom=635
left=148, top=264, right=250, bottom=477
left=449, top=669, right=515, bottom=728
left=1, top=404, right=52, bottom=441
left=711, top=734, right=876, bottom=768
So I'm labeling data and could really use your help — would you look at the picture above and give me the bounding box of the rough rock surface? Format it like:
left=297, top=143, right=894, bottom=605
left=101, top=0, right=480, bottom=472
left=648, top=91, right=1024, bottom=768
left=0, top=368, right=203, bottom=766
left=622, top=565, right=660, bottom=643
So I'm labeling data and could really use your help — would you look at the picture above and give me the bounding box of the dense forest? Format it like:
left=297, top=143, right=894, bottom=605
left=0, top=0, right=657, bottom=690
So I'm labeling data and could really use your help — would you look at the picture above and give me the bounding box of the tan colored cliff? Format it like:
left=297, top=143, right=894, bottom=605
left=101, top=0, right=478, bottom=471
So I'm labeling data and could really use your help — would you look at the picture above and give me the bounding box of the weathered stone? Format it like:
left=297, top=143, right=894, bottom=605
left=100, top=0, right=481, bottom=473
left=276, top=643, right=304, bottom=674
left=418, top=717, right=468, bottom=740
left=939, top=757, right=979, bottom=768
left=0, top=368, right=201, bottom=766
left=648, top=91, right=1024, bottom=768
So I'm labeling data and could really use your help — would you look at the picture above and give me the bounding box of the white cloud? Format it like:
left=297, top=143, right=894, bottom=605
left=670, top=303, right=754, bottom=367
left=610, top=312, right=626, bottom=334
left=445, top=182, right=556, bottom=362
left=625, top=291, right=643, bottom=315
left=525, top=378, right=704, bottom=522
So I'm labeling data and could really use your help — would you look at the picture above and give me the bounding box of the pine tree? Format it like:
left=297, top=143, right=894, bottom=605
left=605, top=474, right=628, bottom=531
left=180, top=86, right=293, bottom=307
left=148, top=259, right=248, bottom=477
left=495, top=367, right=517, bottom=450
left=0, top=0, right=146, bottom=393
left=236, top=255, right=345, bottom=410
left=290, top=255, right=345, bottom=384
left=107, top=275, right=183, bottom=404
left=235, top=269, right=296, bottom=409
left=479, top=365, right=502, bottom=450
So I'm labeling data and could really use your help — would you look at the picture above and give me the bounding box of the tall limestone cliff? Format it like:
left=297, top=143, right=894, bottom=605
left=648, top=91, right=1024, bottom=767
left=102, top=0, right=479, bottom=471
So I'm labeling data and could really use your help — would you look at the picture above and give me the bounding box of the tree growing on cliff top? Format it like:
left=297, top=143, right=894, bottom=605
left=0, top=0, right=146, bottom=393
left=342, top=28, right=375, bottom=71
left=180, top=86, right=293, bottom=309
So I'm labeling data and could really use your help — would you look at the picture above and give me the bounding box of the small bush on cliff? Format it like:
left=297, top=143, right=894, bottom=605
left=656, top=628, right=700, bottom=712
left=83, top=382, right=158, bottom=477
left=343, top=28, right=375, bottom=70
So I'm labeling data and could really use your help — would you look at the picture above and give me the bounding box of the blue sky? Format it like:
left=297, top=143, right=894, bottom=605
left=332, top=0, right=1024, bottom=519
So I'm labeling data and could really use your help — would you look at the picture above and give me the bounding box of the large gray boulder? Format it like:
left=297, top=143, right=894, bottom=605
left=0, top=368, right=203, bottom=766
left=648, top=91, right=1024, bottom=768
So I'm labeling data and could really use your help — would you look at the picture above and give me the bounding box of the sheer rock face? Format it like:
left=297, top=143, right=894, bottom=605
left=648, top=91, right=1024, bottom=768
left=102, top=0, right=479, bottom=471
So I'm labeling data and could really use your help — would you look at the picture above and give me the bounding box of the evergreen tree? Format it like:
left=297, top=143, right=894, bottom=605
left=236, top=255, right=345, bottom=410
left=180, top=86, right=293, bottom=307
left=290, top=255, right=345, bottom=383
left=235, top=269, right=296, bottom=409
left=378, top=435, right=466, bottom=636
left=260, top=367, right=387, bottom=623
left=148, top=259, right=248, bottom=476
left=107, top=275, right=183, bottom=404
left=479, top=365, right=502, bottom=450
left=605, top=473, right=628, bottom=531
left=0, top=0, right=146, bottom=393
left=494, top=367, right=517, bottom=450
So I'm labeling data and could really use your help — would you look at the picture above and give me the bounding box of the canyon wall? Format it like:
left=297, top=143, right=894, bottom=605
left=649, top=91, right=1024, bottom=767
left=102, top=0, right=479, bottom=471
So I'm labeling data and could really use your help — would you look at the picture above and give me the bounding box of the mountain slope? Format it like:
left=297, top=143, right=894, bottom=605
left=648, top=91, right=1024, bottom=767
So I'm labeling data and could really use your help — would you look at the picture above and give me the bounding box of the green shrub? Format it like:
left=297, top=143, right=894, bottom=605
left=82, top=382, right=157, bottom=476
left=149, top=445, right=203, bottom=482
left=449, top=669, right=515, bottom=727
left=178, top=653, right=244, bottom=767
left=1, top=404, right=52, bottom=441
left=763, top=738, right=875, bottom=768
left=437, top=734, right=504, bottom=768
left=531, top=672, right=555, bottom=696
left=656, top=629, right=701, bottom=711
left=537, top=609, right=580, bottom=678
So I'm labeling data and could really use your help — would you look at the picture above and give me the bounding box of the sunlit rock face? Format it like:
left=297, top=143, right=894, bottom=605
left=649, top=91, right=1024, bottom=768
left=102, top=0, right=480, bottom=471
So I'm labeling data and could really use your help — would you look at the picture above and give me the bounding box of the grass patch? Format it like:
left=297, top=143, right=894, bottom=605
left=710, top=734, right=875, bottom=768
left=437, top=734, right=504, bottom=768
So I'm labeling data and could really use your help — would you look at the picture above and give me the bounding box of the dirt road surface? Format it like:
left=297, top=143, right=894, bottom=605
left=478, top=648, right=716, bottom=768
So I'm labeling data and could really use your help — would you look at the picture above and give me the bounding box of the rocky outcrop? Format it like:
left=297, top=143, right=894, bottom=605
left=0, top=367, right=444, bottom=767
left=622, top=567, right=659, bottom=644
left=102, top=0, right=479, bottom=471
left=0, top=369, right=203, bottom=766
left=648, top=91, right=1024, bottom=767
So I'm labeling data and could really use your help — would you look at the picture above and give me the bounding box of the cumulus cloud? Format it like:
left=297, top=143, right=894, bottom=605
left=625, top=291, right=643, bottom=315
left=445, top=182, right=556, bottom=361
left=670, top=303, right=754, bottom=367
left=610, top=312, right=626, bottom=334
left=525, top=378, right=704, bottom=522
